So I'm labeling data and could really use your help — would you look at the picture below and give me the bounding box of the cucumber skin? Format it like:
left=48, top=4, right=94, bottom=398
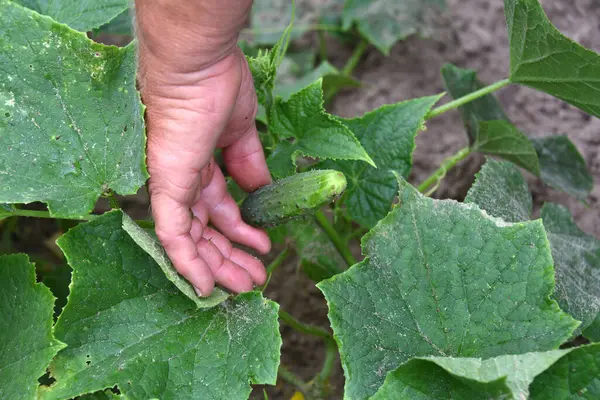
left=240, top=170, right=347, bottom=228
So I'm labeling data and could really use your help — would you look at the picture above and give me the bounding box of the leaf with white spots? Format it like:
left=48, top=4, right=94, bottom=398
left=0, top=1, right=147, bottom=218
left=41, top=211, right=281, bottom=400
left=318, top=176, right=578, bottom=399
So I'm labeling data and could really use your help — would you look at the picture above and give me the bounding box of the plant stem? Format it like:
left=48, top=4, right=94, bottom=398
left=318, top=31, right=328, bottom=62
left=279, top=309, right=333, bottom=341
left=260, top=247, right=291, bottom=292
left=314, top=210, right=358, bottom=267
left=425, top=78, right=510, bottom=120
left=341, top=39, right=369, bottom=76
left=417, top=147, right=472, bottom=195
left=315, top=339, right=338, bottom=386
left=7, top=209, right=97, bottom=221
left=278, top=365, right=309, bottom=393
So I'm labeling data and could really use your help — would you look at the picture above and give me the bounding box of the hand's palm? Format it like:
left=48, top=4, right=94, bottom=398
left=143, top=49, right=272, bottom=296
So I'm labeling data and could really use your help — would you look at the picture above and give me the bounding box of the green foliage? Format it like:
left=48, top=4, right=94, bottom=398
left=532, top=135, right=593, bottom=201
left=343, top=0, right=446, bottom=54
left=465, top=158, right=532, bottom=223
left=0, top=1, right=148, bottom=218
left=42, top=211, right=281, bottom=399
left=268, top=80, right=374, bottom=177
left=505, top=0, right=600, bottom=119
left=372, top=345, right=600, bottom=399
left=322, top=95, right=442, bottom=228
left=465, top=159, right=600, bottom=339
left=0, top=254, right=66, bottom=400
left=318, top=176, right=578, bottom=399
left=443, top=63, right=593, bottom=199
left=13, top=0, right=128, bottom=31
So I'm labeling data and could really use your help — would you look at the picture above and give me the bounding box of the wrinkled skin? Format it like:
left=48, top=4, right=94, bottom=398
left=136, top=0, right=271, bottom=296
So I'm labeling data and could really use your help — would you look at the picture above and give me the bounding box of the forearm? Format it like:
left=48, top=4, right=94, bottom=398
left=135, top=0, right=253, bottom=72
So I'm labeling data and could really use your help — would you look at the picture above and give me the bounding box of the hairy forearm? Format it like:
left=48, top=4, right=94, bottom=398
left=135, top=0, right=253, bottom=72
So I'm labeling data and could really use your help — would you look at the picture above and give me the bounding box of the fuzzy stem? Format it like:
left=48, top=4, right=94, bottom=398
left=318, top=31, right=328, bottom=62
left=315, top=339, right=338, bottom=386
left=417, top=147, right=472, bottom=195
left=341, top=39, right=369, bottom=76
left=279, top=309, right=333, bottom=341
left=314, top=210, right=358, bottom=267
left=108, top=195, right=121, bottom=209
left=278, top=366, right=309, bottom=393
left=425, top=78, right=510, bottom=120
left=260, top=247, right=291, bottom=292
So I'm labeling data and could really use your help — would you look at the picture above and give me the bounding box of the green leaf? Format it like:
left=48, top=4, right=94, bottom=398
left=268, top=80, right=374, bottom=178
left=42, top=211, right=281, bottom=400
left=37, top=262, right=72, bottom=319
left=322, top=95, right=442, bottom=228
left=0, top=2, right=148, bottom=218
left=318, top=176, right=578, bottom=399
left=442, top=64, right=593, bottom=199
left=505, top=0, right=600, bottom=119
left=0, top=254, right=66, bottom=400
left=342, top=0, right=446, bottom=54
left=541, top=203, right=600, bottom=337
left=465, top=158, right=532, bottom=223
left=121, top=212, right=230, bottom=308
left=79, top=389, right=126, bottom=400
left=14, top=0, right=128, bottom=32
left=585, top=314, right=600, bottom=343
left=93, top=9, right=133, bottom=37
left=372, top=345, right=600, bottom=400
left=474, top=121, right=540, bottom=176
left=275, top=61, right=359, bottom=101
left=530, top=344, right=600, bottom=399
left=250, top=0, right=344, bottom=45
left=441, top=63, right=509, bottom=143
left=532, top=135, right=593, bottom=201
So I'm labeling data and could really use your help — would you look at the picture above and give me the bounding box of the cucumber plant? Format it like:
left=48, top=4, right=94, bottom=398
left=1, top=0, right=599, bottom=399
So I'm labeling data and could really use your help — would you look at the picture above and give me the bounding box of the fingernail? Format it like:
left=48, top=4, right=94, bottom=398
left=194, top=286, right=203, bottom=297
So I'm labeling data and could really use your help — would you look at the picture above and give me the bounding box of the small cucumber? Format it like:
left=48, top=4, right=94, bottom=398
left=241, top=170, right=347, bottom=227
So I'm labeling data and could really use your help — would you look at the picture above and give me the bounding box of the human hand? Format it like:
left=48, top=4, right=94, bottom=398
left=136, top=0, right=271, bottom=297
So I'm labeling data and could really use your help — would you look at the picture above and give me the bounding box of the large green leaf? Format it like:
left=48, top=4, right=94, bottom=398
left=442, top=64, right=593, bottom=199
left=465, top=161, right=600, bottom=339
left=0, top=2, right=147, bottom=218
left=465, top=158, right=532, bottom=223
left=532, top=136, right=593, bottom=201
left=42, top=211, right=281, bottom=400
left=474, top=121, right=540, bottom=176
left=372, top=345, right=600, bottom=399
left=586, top=315, right=600, bottom=343
left=441, top=63, right=509, bottom=143
left=529, top=344, right=600, bottom=399
left=322, top=95, right=442, bottom=228
left=268, top=80, right=374, bottom=178
left=0, top=254, right=66, bottom=400
left=250, top=0, right=344, bottom=45
left=541, top=203, right=600, bottom=338
left=342, top=0, right=445, bottom=54
left=318, top=176, right=578, bottom=399
left=121, top=213, right=229, bottom=308
left=505, top=0, right=600, bottom=119
left=14, top=0, right=128, bottom=32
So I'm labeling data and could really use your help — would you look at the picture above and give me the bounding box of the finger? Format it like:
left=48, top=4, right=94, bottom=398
left=230, top=248, right=267, bottom=286
left=197, top=238, right=254, bottom=293
left=200, top=167, right=271, bottom=254
left=202, top=227, right=266, bottom=285
left=222, top=127, right=272, bottom=192
left=151, top=193, right=215, bottom=296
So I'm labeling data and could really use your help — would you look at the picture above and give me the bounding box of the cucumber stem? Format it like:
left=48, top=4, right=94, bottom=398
left=314, top=209, right=358, bottom=267
left=277, top=365, right=309, bottom=394
left=342, top=39, right=369, bottom=76
left=279, top=309, right=333, bottom=341
left=417, top=147, right=472, bottom=195
left=425, top=78, right=510, bottom=120
left=260, top=247, right=291, bottom=292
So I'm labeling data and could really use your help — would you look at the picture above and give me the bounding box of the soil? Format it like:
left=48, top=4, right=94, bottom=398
left=258, top=0, right=600, bottom=398
left=2, top=1, right=599, bottom=399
